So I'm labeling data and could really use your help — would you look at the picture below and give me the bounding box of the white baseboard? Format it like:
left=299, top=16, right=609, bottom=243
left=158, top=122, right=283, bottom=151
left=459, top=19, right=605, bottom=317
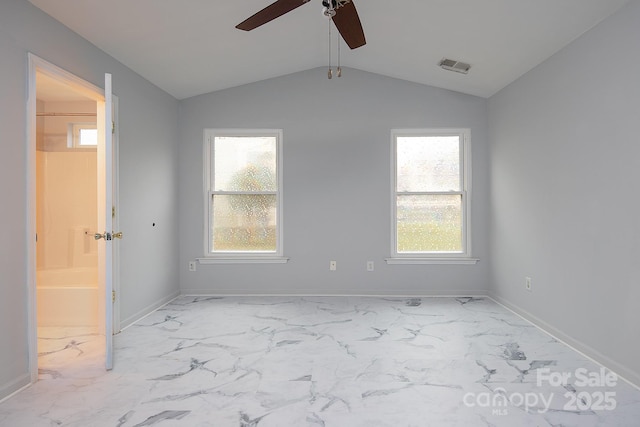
left=119, top=291, right=180, bottom=330
left=0, top=373, right=31, bottom=404
left=179, top=289, right=487, bottom=297
left=489, top=293, right=640, bottom=390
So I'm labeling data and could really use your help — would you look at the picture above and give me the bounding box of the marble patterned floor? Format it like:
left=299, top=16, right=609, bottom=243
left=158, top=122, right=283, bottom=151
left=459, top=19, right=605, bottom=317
left=1, top=296, right=639, bottom=426
left=36, top=326, right=104, bottom=381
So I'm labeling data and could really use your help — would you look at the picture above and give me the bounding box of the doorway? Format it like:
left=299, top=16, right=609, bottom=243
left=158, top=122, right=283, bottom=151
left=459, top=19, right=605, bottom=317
left=35, top=70, right=102, bottom=378
left=26, top=55, right=119, bottom=382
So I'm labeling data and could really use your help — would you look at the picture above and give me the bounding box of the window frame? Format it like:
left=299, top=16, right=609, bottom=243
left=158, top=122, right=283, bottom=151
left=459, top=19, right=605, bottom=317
left=200, top=129, right=287, bottom=264
left=387, top=128, right=477, bottom=264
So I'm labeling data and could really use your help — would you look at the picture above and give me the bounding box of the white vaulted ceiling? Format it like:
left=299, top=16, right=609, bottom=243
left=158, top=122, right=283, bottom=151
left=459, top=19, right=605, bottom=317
left=29, top=0, right=629, bottom=100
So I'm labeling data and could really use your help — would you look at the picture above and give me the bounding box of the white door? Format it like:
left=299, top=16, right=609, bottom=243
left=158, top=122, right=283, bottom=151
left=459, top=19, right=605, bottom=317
left=97, top=73, right=114, bottom=369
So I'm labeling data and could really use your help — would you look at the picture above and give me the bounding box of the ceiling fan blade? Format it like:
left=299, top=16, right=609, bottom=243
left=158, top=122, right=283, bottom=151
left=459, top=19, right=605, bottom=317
left=332, top=1, right=366, bottom=49
left=236, top=0, right=310, bottom=31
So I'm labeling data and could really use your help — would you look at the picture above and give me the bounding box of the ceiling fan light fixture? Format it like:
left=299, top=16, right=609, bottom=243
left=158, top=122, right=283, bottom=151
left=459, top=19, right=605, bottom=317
left=237, top=0, right=365, bottom=49
left=439, top=58, right=471, bottom=74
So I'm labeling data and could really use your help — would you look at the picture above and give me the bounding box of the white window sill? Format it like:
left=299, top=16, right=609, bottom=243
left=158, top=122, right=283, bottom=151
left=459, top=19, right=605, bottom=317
left=385, top=257, right=479, bottom=265
left=197, top=257, right=289, bottom=265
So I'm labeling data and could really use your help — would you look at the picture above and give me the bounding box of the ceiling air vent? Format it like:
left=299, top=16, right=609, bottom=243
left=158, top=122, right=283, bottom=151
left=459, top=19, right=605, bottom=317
left=439, top=58, right=471, bottom=74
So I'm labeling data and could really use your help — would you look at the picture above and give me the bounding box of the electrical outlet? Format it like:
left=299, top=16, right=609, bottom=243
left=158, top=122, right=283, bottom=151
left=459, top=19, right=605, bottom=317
left=525, top=277, right=532, bottom=292
left=330, top=261, right=337, bottom=271
left=188, top=261, right=197, bottom=272
left=367, top=261, right=374, bottom=271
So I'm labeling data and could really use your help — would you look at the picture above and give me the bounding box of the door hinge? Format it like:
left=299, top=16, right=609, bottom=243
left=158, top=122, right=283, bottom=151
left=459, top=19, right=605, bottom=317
left=112, top=206, right=116, bottom=218
left=112, top=290, right=116, bottom=303
left=112, top=121, right=115, bottom=134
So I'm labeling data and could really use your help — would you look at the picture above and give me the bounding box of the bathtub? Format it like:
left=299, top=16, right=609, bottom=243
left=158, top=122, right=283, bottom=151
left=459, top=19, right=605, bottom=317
left=37, top=267, right=99, bottom=327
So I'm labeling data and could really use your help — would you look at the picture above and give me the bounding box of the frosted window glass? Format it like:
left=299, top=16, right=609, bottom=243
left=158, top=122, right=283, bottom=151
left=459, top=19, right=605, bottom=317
left=79, top=129, right=98, bottom=146
left=214, top=137, right=277, bottom=191
left=397, top=136, right=460, bottom=192
left=396, top=195, right=462, bottom=252
left=211, top=194, right=277, bottom=252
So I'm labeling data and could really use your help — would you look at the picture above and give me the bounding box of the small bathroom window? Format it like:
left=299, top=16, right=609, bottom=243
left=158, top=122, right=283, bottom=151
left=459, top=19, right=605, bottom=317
left=67, top=123, right=97, bottom=148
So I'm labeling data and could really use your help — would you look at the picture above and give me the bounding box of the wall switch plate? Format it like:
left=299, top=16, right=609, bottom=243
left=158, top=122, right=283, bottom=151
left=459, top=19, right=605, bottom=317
left=189, top=261, right=197, bottom=272
left=525, top=276, right=532, bottom=292
left=367, top=261, right=374, bottom=271
left=330, top=261, right=337, bottom=271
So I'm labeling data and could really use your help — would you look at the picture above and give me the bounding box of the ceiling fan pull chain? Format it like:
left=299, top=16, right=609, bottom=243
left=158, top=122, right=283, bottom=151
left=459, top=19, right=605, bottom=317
left=328, top=18, right=333, bottom=79
left=337, top=33, right=342, bottom=77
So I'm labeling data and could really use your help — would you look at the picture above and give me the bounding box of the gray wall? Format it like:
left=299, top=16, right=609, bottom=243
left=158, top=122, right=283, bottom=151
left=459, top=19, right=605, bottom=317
left=488, top=0, right=640, bottom=385
left=179, top=68, right=490, bottom=295
left=0, top=0, right=179, bottom=399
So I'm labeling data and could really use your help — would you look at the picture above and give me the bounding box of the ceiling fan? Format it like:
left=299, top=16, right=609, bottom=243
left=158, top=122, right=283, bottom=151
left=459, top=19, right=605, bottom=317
left=236, top=0, right=366, bottom=50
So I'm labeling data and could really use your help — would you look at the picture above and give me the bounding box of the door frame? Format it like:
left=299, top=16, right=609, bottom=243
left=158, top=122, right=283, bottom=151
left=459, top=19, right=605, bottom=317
left=26, top=54, right=120, bottom=381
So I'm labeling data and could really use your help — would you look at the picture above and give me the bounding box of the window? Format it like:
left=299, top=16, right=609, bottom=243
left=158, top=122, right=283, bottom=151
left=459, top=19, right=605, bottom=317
left=202, top=129, right=286, bottom=263
left=67, top=123, right=98, bottom=148
left=388, top=129, right=476, bottom=264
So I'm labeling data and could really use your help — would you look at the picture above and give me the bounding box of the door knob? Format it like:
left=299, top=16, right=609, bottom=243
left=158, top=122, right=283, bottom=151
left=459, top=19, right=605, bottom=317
left=94, top=232, right=107, bottom=240
left=113, top=231, right=123, bottom=239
